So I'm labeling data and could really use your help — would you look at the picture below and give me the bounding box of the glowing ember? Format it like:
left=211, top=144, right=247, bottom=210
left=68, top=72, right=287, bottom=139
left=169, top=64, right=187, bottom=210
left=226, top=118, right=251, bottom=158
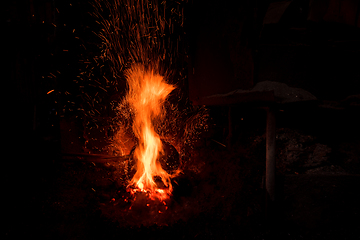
left=129, top=184, right=171, bottom=202
left=125, top=64, right=176, bottom=196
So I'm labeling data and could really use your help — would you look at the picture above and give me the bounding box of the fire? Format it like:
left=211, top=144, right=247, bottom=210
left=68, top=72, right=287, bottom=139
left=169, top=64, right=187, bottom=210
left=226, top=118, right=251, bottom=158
left=125, top=64, right=175, bottom=194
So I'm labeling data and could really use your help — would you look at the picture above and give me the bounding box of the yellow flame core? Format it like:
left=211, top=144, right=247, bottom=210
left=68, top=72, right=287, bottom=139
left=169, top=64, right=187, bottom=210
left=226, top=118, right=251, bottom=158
left=126, top=64, right=175, bottom=191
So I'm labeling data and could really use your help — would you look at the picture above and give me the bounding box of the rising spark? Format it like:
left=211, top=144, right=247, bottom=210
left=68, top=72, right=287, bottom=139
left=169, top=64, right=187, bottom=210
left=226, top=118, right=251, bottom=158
left=69, top=0, right=209, bottom=197
left=91, top=0, right=187, bottom=195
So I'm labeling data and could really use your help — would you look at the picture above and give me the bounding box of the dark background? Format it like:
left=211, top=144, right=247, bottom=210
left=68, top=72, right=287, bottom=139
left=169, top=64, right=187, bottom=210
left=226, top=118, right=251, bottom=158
left=5, top=0, right=360, bottom=153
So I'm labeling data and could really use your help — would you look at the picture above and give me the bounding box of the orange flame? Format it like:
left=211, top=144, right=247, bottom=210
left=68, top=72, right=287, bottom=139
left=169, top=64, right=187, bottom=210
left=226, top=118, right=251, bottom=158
left=125, top=64, right=175, bottom=193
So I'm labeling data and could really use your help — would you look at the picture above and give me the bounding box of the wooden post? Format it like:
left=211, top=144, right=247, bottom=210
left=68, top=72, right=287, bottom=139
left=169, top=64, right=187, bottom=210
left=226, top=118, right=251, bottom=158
left=266, top=107, right=276, bottom=202
left=265, top=106, right=277, bottom=235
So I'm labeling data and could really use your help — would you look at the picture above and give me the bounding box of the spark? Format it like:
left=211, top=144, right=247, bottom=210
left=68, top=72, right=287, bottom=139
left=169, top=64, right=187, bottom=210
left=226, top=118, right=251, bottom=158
left=60, top=0, right=209, bottom=192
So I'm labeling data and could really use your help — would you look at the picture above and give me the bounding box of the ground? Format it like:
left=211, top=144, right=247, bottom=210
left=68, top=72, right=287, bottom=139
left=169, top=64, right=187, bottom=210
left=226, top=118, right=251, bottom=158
left=4, top=105, right=360, bottom=240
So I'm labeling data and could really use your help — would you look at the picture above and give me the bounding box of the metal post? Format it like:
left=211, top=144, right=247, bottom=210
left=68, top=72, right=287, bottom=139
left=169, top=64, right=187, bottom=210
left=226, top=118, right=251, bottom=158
left=266, top=107, right=276, bottom=202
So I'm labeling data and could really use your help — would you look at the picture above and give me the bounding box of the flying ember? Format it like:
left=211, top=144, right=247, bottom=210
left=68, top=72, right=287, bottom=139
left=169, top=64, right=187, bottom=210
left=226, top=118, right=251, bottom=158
left=90, top=0, right=197, bottom=200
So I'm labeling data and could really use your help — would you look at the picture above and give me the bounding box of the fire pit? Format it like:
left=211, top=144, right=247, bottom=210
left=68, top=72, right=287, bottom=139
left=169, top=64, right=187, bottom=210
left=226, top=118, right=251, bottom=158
left=54, top=0, right=267, bottom=232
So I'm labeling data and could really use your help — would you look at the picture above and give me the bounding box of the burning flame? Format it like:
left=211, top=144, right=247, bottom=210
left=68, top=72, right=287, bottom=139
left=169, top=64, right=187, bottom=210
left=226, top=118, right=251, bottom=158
left=125, top=64, right=175, bottom=194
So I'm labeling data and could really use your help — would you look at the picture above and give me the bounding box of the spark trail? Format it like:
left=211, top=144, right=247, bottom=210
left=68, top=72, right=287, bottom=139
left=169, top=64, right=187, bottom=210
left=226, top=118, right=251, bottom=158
left=92, top=0, right=186, bottom=194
